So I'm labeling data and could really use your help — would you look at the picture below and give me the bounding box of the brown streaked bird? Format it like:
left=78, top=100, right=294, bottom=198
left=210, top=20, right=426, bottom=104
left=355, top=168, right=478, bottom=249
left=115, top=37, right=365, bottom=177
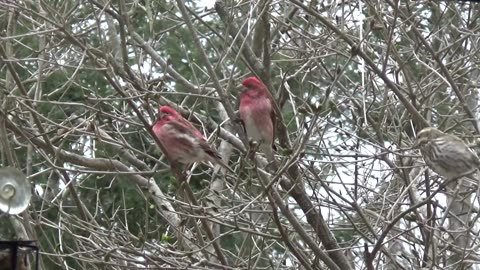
left=412, top=127, right=480, bottom=179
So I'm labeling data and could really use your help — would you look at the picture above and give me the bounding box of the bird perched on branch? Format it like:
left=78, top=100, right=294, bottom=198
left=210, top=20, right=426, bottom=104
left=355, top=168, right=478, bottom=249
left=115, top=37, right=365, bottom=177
left=152, top=106, right=231, bottom=172
left=238, top=76, right=276, bottom=161
left=412, top=127, right=480, bottom=179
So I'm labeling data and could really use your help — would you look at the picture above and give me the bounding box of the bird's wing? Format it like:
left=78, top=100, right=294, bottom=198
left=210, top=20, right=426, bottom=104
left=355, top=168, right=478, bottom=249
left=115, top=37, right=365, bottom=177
left=165, top=120, right=198, bottom=138
left=200, top=141, right=222, bottom=160
left=165, top=120, right=220, bottom=160
left=178, top=117, right=206, bottom=139
left=440, top=137, right=480, bottom=166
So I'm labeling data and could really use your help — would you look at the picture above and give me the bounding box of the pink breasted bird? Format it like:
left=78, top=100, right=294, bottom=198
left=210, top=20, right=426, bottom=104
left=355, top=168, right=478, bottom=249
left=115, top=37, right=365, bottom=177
left=152, top=106, right=230, bottom=171
left=239, top=76, right=276, bottom=161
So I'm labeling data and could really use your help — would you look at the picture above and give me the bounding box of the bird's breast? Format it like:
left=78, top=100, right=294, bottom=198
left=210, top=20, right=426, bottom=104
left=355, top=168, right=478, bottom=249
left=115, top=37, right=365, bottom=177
left=239, top=98, right=273, bottom=144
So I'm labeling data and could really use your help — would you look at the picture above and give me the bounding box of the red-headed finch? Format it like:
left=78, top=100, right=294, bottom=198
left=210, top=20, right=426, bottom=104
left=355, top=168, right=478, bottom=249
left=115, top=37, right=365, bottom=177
left=152, top=106, right=231, bottom=171
left=239, top=76, right=276, bottom=161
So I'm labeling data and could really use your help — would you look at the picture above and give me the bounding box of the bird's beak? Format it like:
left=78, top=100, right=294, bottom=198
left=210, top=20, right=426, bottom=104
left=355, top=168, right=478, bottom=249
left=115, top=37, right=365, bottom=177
left=157, top=111, right=166, bottom=121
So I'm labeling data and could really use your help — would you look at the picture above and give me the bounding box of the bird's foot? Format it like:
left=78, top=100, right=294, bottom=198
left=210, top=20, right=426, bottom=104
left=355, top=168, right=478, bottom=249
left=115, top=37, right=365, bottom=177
left=242, top=139, right=258, bottom=160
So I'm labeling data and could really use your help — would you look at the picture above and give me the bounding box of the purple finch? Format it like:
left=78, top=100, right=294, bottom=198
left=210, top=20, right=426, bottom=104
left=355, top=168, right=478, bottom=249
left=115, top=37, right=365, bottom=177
left=152, top=106, right=228, bottom=170
left=413, top=127, right=480, bottom=179
left=239, top=76, right=275, bottom=161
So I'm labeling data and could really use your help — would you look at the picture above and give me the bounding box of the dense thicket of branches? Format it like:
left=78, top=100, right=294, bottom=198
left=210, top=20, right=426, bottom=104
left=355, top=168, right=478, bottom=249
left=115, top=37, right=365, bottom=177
left=1, top=0, right=480, bottom=269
